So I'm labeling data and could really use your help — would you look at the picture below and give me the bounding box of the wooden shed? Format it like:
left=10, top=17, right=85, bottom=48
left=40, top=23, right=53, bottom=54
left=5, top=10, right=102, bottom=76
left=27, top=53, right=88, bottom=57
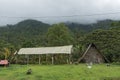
left=78, top=43, right=107, bottom=63
left=17, top=45, right=73, bottom=64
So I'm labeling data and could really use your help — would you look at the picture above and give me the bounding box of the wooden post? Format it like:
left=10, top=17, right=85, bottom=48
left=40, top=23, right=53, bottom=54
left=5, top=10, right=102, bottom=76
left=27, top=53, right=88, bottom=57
left=27, top=55, right=29, bottom=64
left=69, top=54, right=71, bottom=64
left=16, top=57, right=18, bottom=64
left=16, top=55, right=18, bottom=64
left=66, top=54, right=69, bottom=64
left=39, top=55, right=41, bottom=64
left=52, top=54, right=54, bottom=64
left=46, top=54, right=47, bottom=64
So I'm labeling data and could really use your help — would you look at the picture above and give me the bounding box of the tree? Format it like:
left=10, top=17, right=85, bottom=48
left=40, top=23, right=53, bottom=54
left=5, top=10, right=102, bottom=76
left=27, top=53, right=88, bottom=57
left=46, top=23, right=73, bottom=46
left=4, top=48, right=10, bottom=60
left=46, top=23, right=73, bottom=64
left=82, top=29, right=120, bottom=62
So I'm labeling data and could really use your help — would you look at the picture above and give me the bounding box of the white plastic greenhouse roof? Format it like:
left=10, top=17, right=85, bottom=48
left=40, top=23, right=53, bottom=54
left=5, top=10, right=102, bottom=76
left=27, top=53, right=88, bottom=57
left=17, top=45, right=73, bottom=55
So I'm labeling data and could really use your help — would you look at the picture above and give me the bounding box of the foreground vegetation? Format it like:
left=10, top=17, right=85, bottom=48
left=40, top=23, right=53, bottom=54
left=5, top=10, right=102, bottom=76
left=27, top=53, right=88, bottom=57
left=0, top=64, right=120, bottom=80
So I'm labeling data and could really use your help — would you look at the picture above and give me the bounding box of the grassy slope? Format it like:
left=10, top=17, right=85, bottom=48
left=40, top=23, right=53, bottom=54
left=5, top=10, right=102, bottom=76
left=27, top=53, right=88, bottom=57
left=0, top=64, right=120, bottom=80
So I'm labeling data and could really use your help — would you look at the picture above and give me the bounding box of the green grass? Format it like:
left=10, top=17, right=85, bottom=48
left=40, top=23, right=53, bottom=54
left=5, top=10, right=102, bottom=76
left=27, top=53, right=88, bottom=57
left=0, top=64, right=120, bottom=80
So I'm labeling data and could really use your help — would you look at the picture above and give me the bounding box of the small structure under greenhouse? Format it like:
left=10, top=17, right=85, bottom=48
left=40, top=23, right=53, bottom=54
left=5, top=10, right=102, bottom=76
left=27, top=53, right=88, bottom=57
left=17, top=45, right=73, bottom=64
left=78, top=43, right=108, bottom=64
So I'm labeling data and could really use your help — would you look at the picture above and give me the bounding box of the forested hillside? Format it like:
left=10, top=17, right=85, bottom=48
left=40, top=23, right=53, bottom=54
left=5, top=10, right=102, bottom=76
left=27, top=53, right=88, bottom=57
left=0, top=20, right=50, bottom=48
left=0, top=19, right=120, bottom=63
left=65, top=19, right=114, bottom=33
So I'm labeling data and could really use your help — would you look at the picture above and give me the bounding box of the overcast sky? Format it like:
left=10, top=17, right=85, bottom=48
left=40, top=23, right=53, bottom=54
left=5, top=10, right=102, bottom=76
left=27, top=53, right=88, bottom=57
left=1, top=0, right=120, bottom=25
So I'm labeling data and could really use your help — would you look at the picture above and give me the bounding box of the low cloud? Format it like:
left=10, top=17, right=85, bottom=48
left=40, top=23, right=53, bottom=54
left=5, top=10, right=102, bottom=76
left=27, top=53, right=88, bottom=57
left=0, top=0, right=120, bottom=25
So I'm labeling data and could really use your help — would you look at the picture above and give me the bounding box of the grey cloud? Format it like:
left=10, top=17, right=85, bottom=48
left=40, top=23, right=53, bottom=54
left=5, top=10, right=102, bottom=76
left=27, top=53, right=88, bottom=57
left=0, top=0, right=120, bottom=25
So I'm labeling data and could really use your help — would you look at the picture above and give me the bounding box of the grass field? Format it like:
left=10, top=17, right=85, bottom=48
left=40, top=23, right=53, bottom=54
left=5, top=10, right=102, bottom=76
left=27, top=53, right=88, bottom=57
left=0, top=64, right=120, bottom=80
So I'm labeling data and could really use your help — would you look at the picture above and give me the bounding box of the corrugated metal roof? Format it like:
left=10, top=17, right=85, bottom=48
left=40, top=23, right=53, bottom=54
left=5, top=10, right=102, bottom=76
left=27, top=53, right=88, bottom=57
left=18, top=45, right=73, bottom=55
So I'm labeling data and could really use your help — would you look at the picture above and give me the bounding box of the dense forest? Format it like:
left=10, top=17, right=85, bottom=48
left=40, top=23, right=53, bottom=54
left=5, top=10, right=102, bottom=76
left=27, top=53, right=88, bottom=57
left=0, top=19, right=120, bottom=64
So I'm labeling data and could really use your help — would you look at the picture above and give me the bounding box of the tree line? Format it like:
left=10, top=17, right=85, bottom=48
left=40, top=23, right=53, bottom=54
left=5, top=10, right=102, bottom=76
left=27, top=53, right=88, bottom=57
left=0, top=19, right=119, bottom=64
